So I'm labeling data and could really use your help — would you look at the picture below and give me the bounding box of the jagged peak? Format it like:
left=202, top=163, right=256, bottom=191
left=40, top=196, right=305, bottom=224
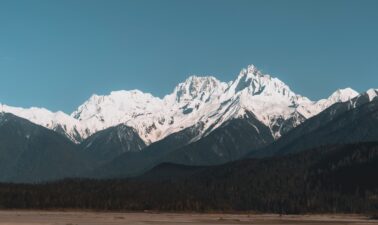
left=174, top=75, right=225, bottom=90
left=185, top=74, right=219, bottom=81
left=327, top=88, right=359, bottom=102
left=228, top=65, right=298, bottom=101
left=239, top=64, right=264, bottom=77
left=168, top=75, right=227, bottom=103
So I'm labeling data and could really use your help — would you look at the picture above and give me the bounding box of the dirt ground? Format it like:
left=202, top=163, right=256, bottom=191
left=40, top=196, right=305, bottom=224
left=0, top=211, right=376, bottom=225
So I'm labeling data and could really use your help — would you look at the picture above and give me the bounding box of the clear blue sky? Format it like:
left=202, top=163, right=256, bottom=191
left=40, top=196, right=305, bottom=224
left=0, top=0, right=377, bottom=113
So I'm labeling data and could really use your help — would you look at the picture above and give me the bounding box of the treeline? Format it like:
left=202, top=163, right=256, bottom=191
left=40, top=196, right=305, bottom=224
left=0, top=142, right=378, bottom=213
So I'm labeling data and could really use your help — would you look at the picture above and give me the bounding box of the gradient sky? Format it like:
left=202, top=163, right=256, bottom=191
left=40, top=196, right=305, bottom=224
left=0, top=0, right=377, bottom=113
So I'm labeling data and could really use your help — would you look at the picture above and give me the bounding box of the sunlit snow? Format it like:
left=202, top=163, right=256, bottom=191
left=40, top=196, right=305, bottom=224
left=0, top=65, right=365, bottom=144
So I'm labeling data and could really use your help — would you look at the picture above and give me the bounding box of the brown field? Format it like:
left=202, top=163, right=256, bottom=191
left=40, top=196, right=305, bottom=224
left=0, top=211, right=377, bottom=225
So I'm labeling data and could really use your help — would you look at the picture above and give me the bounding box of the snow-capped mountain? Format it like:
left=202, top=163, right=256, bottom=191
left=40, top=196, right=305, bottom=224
left=0, top=104, right=86, bottom=143
left=297, top=88, right=359, bottom=118
left=71, top=90, right=167, bottom=144
left=0, top=65, right=365, bottom=144
left=70, top=65, right=362, bottom=144
left=70, top=76, right=226, bottom=144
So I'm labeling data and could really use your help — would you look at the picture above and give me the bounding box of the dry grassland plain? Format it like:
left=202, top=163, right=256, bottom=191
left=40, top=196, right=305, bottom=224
left=0, top=211, right=377, bottom=225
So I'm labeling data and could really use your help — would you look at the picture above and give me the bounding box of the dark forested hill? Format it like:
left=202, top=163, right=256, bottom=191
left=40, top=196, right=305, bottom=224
left=1, top=142, right=378, bottom=213
left=161, top=114, right=275, bottom=166
left=89, top=113, right=275, bottom=179
left=88, top=122, right=206, bottom=178
left=80, top=124, right=146, bottom=166
left=0, top=113, right=90, bottom=183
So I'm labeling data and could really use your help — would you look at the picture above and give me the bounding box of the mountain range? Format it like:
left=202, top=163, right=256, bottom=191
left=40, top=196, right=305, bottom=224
left=0, top=65, right=360, bottom=145
left=0, top=64, right=377, bottom=182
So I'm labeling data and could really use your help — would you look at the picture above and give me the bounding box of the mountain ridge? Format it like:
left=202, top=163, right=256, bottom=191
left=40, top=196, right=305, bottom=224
left=0, top=65, right=365, bottom=145
left=250, top=92, right=378, bottom=158
left=0, top=112, right=90, bottom=182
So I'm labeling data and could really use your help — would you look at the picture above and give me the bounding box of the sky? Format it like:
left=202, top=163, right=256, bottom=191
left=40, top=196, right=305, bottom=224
left=0, top=0, right=377, bottom=113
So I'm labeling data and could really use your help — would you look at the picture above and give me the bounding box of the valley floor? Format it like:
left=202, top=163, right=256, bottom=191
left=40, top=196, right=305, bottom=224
left=0, top=211, right=376, bottom=225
